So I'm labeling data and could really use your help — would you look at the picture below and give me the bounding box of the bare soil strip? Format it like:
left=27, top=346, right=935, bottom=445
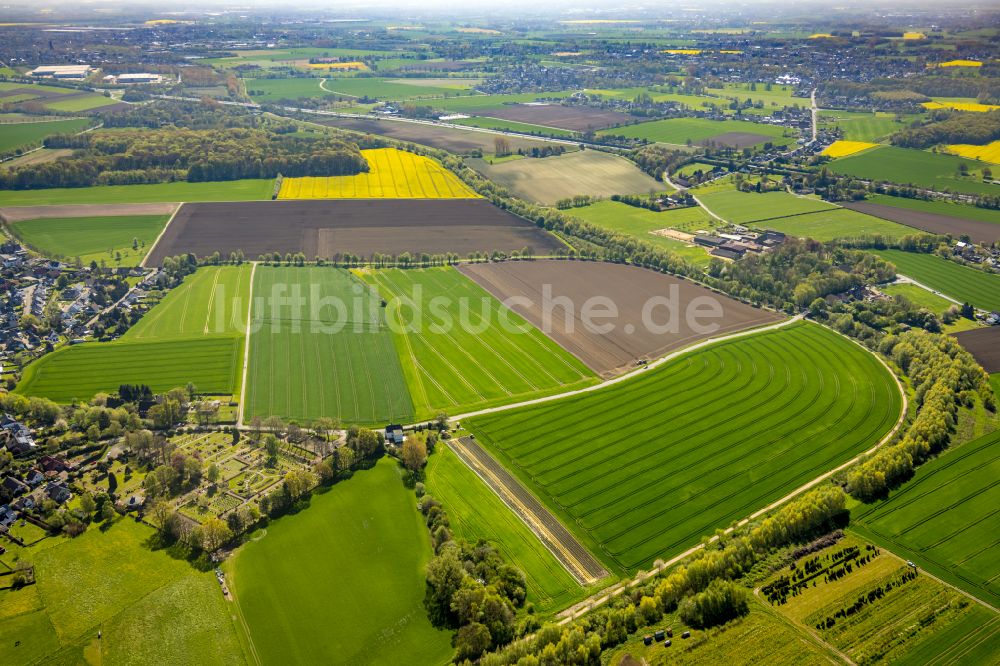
left=144, top=199, right=564, bottom=265
left=459, top=260, right=782, bottom=377
left=0, top=202, right=178, bottom=223
left=450, top=436, right=609, bottom=585
left=953, top=326, right=1000, bottom=372
left=842, top=201, right=1000, bottom=244
left=701, top=131, right=775, bottom=149
left=477, top=104, right=632, bottom=132
left=317, top=117, right=554, bottom=154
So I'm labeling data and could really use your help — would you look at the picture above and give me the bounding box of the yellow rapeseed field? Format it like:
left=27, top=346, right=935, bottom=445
left=903, top=32, right=926, bottom=40
left=306, top=61, right=369, bottom=71
left=821, top=141, right=881, bottom=158
left=663, top=49, right=702, bottom=55
left=945, top=140, right=1000, bottom=165
left=922, top=100, right=1000, bottom=113
left=809, top=33, right=835, bottom=39
left=278, top=148, right=480, bottom=199
left=930, top=60, right=982, bottom=68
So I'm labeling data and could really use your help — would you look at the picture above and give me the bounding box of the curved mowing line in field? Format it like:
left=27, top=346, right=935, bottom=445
left=467, top=322, right=900, bottom=571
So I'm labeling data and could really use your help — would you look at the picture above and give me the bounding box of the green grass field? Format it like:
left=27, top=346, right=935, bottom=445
left=246, top=76, right=470, bottom=102
left=407, top=91, right=576, bottom=113
left=0, top=117, right=90, bottom=154
left=8, top=214, right=169, bottom=266
left=362, top=267, right=597, bottom=421
left=43, top=94, right=120, bottom=113
left=707, top=82, right=803, bottom=108
left=758, top=208, right=916, bottom=240
left=851, top=429, right=1000, bottom=607
left=867, top=194, right=1000, bottom=225
left=245, top=266, right=413, bottom=425
left=0, top=520, right=244, bottom=666
left=818, top=110, right=915, bottom=142
left=872, top=249, right=1000, bottom=311
left=568, top=200, right=714, bottom=265
left=696, top=188, right=837, bottom=224
left=829, top=146, right=997, bottom=196
left=0, top=179, right=273, bottom=207
left=598, top=117, right=792, bottom=146
left=242, top=77, right=339, bottom=102
left=126, top=264, right=253, bottom=341
left=452, top=115, right=578, bottom=138
left=881, top=283, right=954, bottom=313
left=465, top=322, right=902, bottom=573
left=17, top=265, right=251, bottom=402
left=425, top=445, right=589, bottom=614
left=16, top=337, right=243, bottom=403
left=226, top=458, right=453, bottom=666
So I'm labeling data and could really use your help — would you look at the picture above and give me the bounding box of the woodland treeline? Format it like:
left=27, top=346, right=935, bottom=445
left=0, top=127, right=366, bottom=189
left=891, top=109, right=1000, bottom=148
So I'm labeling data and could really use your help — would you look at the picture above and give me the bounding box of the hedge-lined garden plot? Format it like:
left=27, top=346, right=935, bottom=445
left=459, top=260, right=782, bottom=377
left=872, top=249, right=1000, bottom=312
left=361, top=267, right=596, bottom=420
left=245, top=266, right=413, bottom=425
left=852, top=429, right=1000, bottom=606
left=144, top=199, right=564, bottom=265
left=466, top=322, right=901, bottom=572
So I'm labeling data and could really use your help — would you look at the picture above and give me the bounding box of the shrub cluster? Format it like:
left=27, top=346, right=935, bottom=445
left=848, top=331, right=992, bottom=500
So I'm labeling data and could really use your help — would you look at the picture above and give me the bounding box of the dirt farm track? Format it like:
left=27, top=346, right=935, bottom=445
left=460, top=260, right=783, bottom=376
left=143, top=199, right=564, bottom=265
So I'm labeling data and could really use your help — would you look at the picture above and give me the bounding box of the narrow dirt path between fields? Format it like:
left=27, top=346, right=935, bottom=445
left=450, top=436, right=608, bottom=585
left=236, top=261, right=259, bottom=427
left=139, top=203, right=183, bottom=268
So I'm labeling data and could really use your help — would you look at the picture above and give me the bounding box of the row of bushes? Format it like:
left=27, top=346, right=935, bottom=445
left=848, top=331, right=991, bottom=500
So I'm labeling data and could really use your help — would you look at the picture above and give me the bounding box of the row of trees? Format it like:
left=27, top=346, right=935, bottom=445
left=420, top=490, right=528, bottom=662
left=847, top=331, right=991, bottom=500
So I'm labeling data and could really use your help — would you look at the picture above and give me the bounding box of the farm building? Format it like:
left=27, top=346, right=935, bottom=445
left=385, top=424, right=404, bottom=446
left=29, top=64, right=93, bottom=79
left=110, top=73, right=164, bottom=84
